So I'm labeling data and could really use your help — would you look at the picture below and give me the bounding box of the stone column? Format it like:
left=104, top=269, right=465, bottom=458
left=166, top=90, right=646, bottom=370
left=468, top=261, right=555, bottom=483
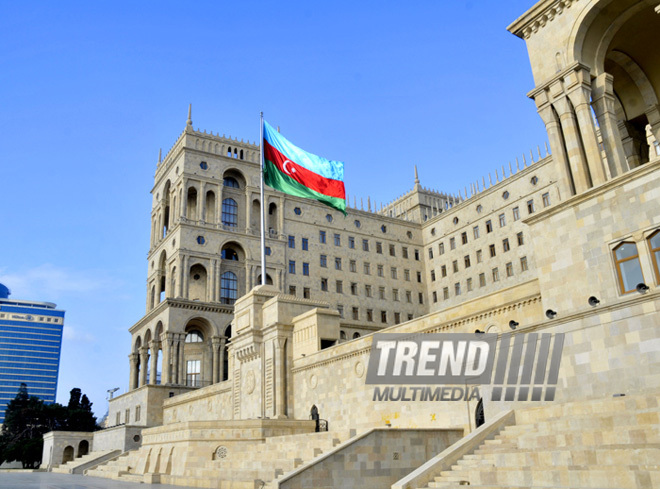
left=182, top=255, right=190, bottom=299
left=139, top=347, right=149, bottom=387
left=553, top=95, right=591, bottom=193
left=567, top=86, right=607, bottom=186
left=199, top=181, right=206, bottom=222
left=537, top=100, right=574, bottom=197
left=219, top=338, right=227, bottom=382
left=245, top=188, right=252, bottom=233
left=171, top=334, right=180, bottom=384
left=129, top=353, right=139, bottom=390
left=646, top=104, right=660, bottom=144
left=211, top=337, right=221, bottom=384
left=592, top=73, right=629, bottom=178
left=149, top=340, right=160, bottom=385
left=160, top=333, right=171, bottom=384
left=181, top=179, right=188, bottom=220
left=178, top=334, right=186, bottom=385
left=275, top=337, right=287, bottom=419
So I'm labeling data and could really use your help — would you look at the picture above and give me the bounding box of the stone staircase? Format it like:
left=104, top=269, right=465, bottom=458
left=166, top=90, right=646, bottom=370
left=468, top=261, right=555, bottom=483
left=51, top=449, right=120, bottom=474
left=418, top=393, right=660, bottom=489
left=85, top=451, right=143, bottom=481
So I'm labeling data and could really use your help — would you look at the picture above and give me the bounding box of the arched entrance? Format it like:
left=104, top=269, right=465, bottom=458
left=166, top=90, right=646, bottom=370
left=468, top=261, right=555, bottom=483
left=78, top=440, right=89, bottom=457
left=62, top=445, right=74, bottom=463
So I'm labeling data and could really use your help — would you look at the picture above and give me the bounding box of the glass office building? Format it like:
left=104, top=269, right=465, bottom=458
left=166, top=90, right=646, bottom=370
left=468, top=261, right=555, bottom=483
left=0, top=283, right=65, bottom=423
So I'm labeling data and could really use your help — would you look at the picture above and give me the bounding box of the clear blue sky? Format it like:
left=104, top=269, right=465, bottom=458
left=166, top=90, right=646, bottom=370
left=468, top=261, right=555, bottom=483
left=0, top=1, right=547, bottom=417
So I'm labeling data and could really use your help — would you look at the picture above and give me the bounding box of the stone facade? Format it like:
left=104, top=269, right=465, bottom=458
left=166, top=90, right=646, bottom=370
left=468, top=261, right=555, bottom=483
left=61, top=0, right=660, bottom=486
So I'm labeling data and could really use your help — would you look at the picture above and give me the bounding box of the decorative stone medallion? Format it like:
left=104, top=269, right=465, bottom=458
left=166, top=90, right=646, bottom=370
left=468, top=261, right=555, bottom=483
left=245, top=370, right=256, bottom=394
left=309, top=373, right=318, bottom=389
left=215, top=446, right=228, bottom=460
left=355, top=361, right=365, bottom=378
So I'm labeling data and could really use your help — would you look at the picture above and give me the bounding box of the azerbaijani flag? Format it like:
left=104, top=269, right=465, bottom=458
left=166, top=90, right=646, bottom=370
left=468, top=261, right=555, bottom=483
left=263, top=121, right=346, bottom=215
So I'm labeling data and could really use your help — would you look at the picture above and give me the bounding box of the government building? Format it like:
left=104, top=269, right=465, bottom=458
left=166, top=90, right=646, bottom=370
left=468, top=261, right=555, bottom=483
left=0, top=283, right=65, bottom=424
left=44, top=1, right=660, bottom=487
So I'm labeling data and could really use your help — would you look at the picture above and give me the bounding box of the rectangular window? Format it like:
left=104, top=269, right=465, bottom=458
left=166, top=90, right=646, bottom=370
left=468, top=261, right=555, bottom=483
left=506, top=262, right=514, bottom=277
left=336, top=280, right=343, bottom=293
left=303, top=262, right=309, bottom=276
left=393, top=289, right=399, bottom=301
left=302, top=238, right=308, bottom=250
left=415, top=249, right=420, bottom=260
left=406, top=291, right=412, bottom=303
left=486, top=220, right=493, bottom=233
left=404, top=269, right=410, bottom=281
left=304, top=287, right=310, bottom=299
left=125, top=409, right=130, bottom=423
left=334, top=233, right=341, bottom=246
left=337, top=305, right=344, bottom=318
left=520, top=256, right=528, bottom=271
left=441, top=265, right=447, bottom=277
left=452, top=260, right=458, bottom=273
left=320, top=230, right=326, bottom=243
left=389, top=244, right=396, bottom=257
left=450, top=237, right=456, bottom=250
left=348, top=236, right=355, bottom=249
left=381, top=311, right=387, bottom=323
left=379, top=287, right=385, bottom=300
left=351, top=282, right=358, bottom=295
left=288, top=235, right=295, bottom=248
left=443, top=287, right=449, bottom=300
left=527, top=199, right=535, bottom=214
left=289, top=285, right=296, bottom=296
left=418, top=292, right=424, bottom=304
left=461, top=232, right=468, bottom=245
left=476, top=250, right=483, bottom=263
left=289, top=260, right=296, bottom=274
left=439, top=242, right=445, bottom=255
left=464, top=255, right=471, bottom=268
left=265, top=247, right=271, bottom=256
left=350, top=260, right=357, bottom=272
left=367, top=309, right=373, bottom=322
left=352, top=307, right=359, bottom=320
left=499, top=214, right=506, bottom=227
left=364, top=262, right=371, bottom=275
left=408, top=314, right=413, bottom=321
left=376, top=242, right=383, bottom=254
left=362, top=239, right=369, bottom=251
left=517, top=232, right=524, bottom=246
left=335, top=257, right=342, bottom=270
left=489, top=244, right=496, bottom=257
left=417, top=271, right=422, bottom=283
left=321, top=278, right=328, bottom=291
left=473, top=226, right=480, bottom=239
left=390, top=267, right=397, bottom=279
left=377, top=265, right=384, bottom=277
left=455, top=282, right=461, bottom=296
left=513, top=207, right=520, bottom=221
left=403, top=247, right=409, bottom=259
left=320, top=254, right=327, bottom=267
left=365, top=285, right=372, bottom=297
left=394, top=312, right=401, bottom=324
left=428, top=248, right=434, bottom=259
left=542, top=192, right=551, bottom=207
left=135, top=405, right=141, bottom=421
left=649, top=232, right=660, bottom=283
left=431, top=270, right=436, bottom=282
left=186, top=360, right=201, bottom=387
left=503, top=238, right=510, bottom=252
left=467, top=277, right=473, bottom=291
left=479, top=273, right=486, bottom=287
left=492, top=267, right=500, bottom=282
left=116, top=412, right=121, bottom=425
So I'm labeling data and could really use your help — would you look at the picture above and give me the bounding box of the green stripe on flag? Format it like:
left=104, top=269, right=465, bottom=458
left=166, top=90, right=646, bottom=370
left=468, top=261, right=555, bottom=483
left=264, top=159, right=346, bottom=215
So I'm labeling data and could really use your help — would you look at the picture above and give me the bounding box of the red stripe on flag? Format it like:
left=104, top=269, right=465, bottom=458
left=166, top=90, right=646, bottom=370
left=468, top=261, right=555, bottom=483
left=263, top=140, right=345, bottom=199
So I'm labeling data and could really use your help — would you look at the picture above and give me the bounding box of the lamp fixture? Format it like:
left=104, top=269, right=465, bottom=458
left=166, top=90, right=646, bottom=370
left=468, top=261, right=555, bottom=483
left=545, top=309, right=557, bottom=319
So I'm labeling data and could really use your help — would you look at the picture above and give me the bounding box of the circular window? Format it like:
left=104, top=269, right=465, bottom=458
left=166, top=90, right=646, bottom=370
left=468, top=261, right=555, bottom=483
left=453, top=217, right=459, bottom=225
left=133, top=435, right=141, bottom=442
left=200, top=161, right=208, bottom=170
left=502, top=191, right=510, bottom=200
left=193, top=274, right=201, bottom=280
left=354, top=220, right=361, bottom=228
left=431, top=228, right=436, bottom=236
left=381, top=225, right=387, bottom=233
left=294, top=207, right=302, bottom=215
left=407, top=231, right=412, bottom=239
left=326, top=214, right=333, bottom=222
left=531, top=176, right=538, bottom=185
left=476, top=205, right=483, bottom=213
left=215, top=446, right=228, bottom=459
left=196, top=236, right=205, bottom=245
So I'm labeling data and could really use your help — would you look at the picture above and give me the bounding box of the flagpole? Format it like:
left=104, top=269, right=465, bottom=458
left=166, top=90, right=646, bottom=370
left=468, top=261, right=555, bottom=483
left=259, top=112, right=266, bottom=286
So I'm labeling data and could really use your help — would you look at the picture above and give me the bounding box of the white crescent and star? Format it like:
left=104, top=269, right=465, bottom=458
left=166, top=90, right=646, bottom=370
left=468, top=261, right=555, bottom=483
left=282, top=159, right=297, bottom=176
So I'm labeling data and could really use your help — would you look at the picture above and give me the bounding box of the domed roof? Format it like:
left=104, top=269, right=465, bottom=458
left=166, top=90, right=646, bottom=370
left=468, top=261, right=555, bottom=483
left=0, top=283, right=9, bottom=299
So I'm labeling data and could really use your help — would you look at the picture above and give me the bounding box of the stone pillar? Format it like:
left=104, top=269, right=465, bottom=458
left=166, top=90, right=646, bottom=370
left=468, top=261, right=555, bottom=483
left=245, top=188, right=252, bottom=233
left=177, top=255, right=184, bottom=297
left=567, top=86, right=607, bottom=186
left=139, top=347, right=149, bottom=387
left=646, top=104, right=660, bottom=144
left=178, top=334, right=186, bottom=386
left=592, top=73, right=629, bottom=178
left=129, top=353, right=139, bottom=390
left=171, top=334, right=180, bottom=384
left=553, top=95, right=591, bottom=193
left=182, top=255, right=190, bottom=299
left=219, top=338, right=226, bottom=382
left=181, top=179, right=188, bottom=220
left=275, top=337, right=287, bottom=419
left=199, top=181, right=206, bottom=222
left=160, top=334, right=171, bottom=384
left=537, top=100, right=574, bottom=197
left=211, top=337, right=221, bottom=384
left=149, top=340, right=160, bottom=385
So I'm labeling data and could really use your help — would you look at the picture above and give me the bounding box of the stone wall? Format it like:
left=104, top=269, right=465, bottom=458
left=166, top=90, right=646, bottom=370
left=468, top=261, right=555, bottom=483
left=92, top=424, right=144, bottom=452
left=42, top=431, right=94, bottom=468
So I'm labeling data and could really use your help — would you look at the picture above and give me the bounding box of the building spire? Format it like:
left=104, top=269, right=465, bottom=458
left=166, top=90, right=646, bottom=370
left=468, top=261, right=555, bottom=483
left=158, top=148, right=162, bottom=164
left=414, top=165, right=420, bottom=185
left=187, top=103, right=192, bottom=127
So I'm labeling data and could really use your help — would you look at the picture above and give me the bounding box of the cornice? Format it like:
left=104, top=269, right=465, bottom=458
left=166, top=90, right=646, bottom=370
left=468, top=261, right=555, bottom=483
left=508, top=0, right=579, bottom=40
left=129, top=298, right=234, bottom=333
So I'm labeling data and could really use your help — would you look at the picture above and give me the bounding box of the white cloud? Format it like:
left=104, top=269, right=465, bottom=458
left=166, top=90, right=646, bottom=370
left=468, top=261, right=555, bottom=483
left=62, top=325, right=96, bottom=344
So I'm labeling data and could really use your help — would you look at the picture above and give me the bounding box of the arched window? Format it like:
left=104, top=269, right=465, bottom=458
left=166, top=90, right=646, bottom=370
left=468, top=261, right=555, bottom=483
left=648, top=231, right=660, bottom=283
left=353, top=332, right=361, bottom=339
left=613, top=242, right=644, bottom=294
left=185, top=330, right=204, bottom=343
left=340, top=331, right=347, bottom=341
left=221, top=248, right=238, bottom=261
left=223, top=177, right=239, bottom=188
left=221, top=271, right=238, bottom=304
left=222, top=198, right=238, bottom=227
left=239, top=149, right=244, bottom=160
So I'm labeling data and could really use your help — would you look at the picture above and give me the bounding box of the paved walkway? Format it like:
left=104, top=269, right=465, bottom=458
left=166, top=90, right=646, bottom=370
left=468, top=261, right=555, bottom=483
left=0, top=472, right=200, bottom=489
